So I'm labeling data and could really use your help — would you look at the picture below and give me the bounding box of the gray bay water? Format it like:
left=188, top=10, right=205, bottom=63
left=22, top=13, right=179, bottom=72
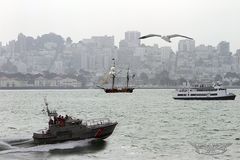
left=0, top=89, right=240, bottom=160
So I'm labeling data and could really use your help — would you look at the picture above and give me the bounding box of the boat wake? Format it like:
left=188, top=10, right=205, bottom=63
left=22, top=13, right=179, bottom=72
left=0, top=138, right=99, bottom=155
left=0, top=141, right=17, bottom=151
left=6, top=138, right=34, bottom=147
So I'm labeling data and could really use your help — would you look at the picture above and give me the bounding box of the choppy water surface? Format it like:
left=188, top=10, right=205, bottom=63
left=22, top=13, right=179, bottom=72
left=0, top=89, right=240, bottom=160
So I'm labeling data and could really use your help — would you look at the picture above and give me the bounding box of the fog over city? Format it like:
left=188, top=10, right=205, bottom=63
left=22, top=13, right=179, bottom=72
left=1, top=0, right=239, bottom=51
left=0, top=0, right=239, bottom=88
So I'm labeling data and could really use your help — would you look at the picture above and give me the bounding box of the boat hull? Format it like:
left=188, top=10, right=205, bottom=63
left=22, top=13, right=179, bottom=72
left=173, top=94, right=236, bottom=100
left=104, top=88, right=134, bottom=93
left=33, top=123, right=117, bottom=144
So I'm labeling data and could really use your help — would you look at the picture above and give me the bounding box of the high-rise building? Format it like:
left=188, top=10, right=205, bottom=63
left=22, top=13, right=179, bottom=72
left=16, top=33, right=26, bottom=53
left=124, top=31, right=141, bottom=47
left=92, top=36, right=114, bottom=48
left=234, top=49, right=240, bottom=67
left=175, top=40, right=195, bottom=79
left=217, top=41, right=232, bottom=66
left=159, top=47, right=174, bottom=61
left=80, top=51, right=88, bottom=71
left=8, top=40, right=16, bottom=57
left=178, top=39, right=195, bottom=52
left=0, top=42, right=2, bottom=55
left=217, top=41, right=230, bottom=56
left=236, top=49, right=240, bottom=55
left=52, top=61, right=64, bottom=74
left=195, top=45, right=216, bottom=59
left=233, top=49, right=240, bottom=72
left=82, top=36, right=114, bottom=49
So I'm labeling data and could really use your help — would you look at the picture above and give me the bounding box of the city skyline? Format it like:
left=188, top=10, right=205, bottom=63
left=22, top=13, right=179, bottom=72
left=0, top=0, right=240, bottom=52
left=1, top=31, right=240, bottom=88
left=0, top=31, right=239, bottom=54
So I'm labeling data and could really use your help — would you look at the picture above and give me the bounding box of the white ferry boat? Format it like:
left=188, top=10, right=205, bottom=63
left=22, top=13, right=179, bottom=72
left=173, top=83, right=236, bottom=100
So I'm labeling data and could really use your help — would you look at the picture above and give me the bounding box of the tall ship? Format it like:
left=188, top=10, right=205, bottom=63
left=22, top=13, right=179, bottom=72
left=99, top=59, right=134, bottom=93
left=173, top=83, right=236, bottom=100
left=33, top=99, right=117, bottom=144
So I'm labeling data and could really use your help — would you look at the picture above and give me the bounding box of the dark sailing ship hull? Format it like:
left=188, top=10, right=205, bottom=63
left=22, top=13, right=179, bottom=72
left=104, top=88, right=134, bottom=93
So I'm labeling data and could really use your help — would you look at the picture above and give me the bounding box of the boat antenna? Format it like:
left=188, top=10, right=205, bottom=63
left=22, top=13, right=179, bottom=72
left=44, top=97, right=50, bottom=116
left=44, top=97, right=58, bottom=117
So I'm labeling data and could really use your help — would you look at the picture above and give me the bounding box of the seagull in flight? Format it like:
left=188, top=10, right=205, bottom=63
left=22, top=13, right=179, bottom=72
left=139, top=34, right=194, bottom=43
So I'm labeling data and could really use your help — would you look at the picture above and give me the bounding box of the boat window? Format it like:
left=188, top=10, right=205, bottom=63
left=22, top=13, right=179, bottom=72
left=179, top=89, right=187, bottom=92
left=178, top=94, right=187, bottom=96
left=210, top=93, right=217, bottom=96
left=85, top=118, right=111, bottom=127
left=197, top=89, right=217, bottom=91
left=190, top=94, right=208, bottom=96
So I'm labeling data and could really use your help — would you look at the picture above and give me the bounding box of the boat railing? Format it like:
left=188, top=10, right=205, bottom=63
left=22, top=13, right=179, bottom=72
left=83, top=118, right=111, bottom=127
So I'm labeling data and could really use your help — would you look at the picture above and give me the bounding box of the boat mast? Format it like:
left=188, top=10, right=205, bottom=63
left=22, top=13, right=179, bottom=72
left=111, top=59, right=115, bottom=89
left=126, top=67, right=130, bottom=89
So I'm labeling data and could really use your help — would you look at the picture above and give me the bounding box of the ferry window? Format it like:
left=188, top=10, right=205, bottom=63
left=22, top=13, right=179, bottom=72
left=178, top=94, right=187, bottom=96
left=210, top=93, right=217, bottom=96
left=190, top=94, right=208, bottom=96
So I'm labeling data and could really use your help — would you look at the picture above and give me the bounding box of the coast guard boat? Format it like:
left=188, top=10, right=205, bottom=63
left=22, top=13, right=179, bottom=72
left=33, top=100, right=117, bottom=144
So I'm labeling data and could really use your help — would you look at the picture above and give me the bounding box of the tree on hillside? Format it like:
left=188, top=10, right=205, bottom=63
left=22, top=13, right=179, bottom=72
left=214, top=74, right=223, bottom=82
left=224, top=72, right=239, bottom=79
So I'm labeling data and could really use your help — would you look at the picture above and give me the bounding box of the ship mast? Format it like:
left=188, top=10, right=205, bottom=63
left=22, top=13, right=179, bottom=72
left=110, top=58, right=116, bottom=89
left=126, top=67, right=130, bottom=89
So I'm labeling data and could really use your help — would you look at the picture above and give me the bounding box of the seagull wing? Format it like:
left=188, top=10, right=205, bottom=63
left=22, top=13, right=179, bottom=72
left=139, top=34, right=162, bottom=39
left=167, top=34, right=194, bottom=40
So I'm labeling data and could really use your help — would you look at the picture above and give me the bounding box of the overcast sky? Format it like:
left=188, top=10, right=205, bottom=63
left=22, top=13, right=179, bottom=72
left=0, top=0, right=239, bottom=52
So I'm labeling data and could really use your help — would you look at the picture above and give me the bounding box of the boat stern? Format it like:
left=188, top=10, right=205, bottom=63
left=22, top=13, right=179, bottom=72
left=32, top=132, right=56, bottom=144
